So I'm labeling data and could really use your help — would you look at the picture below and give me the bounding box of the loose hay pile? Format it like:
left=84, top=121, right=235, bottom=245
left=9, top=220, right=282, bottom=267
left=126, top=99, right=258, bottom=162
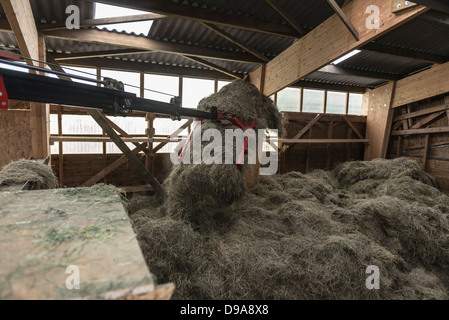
left=129, top=157, right=449, bottom=300
left=0, top=159, right=59, bottom=191
left=128, top=81, right=449, bottom=300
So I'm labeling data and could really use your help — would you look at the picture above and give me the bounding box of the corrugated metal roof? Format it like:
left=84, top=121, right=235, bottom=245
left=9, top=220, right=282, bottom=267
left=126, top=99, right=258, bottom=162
left=340, top=50, right=433, bottom=77
left=303, top=71, right=387, bottom=89
left=373, top=11, right=449, bottom=57
left=0, top=1, right=448, bottom=91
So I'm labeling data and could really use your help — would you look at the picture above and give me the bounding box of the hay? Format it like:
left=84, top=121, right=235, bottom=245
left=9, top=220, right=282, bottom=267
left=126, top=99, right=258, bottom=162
left=0, top=159, right=59, bottom=191
left=197, top=79, right=283, bottom=134
left=129, top=157, right=449, bottom=300
left=162, top=80, right=283, bottom=232
left=129, top=80, right=449, bottom=300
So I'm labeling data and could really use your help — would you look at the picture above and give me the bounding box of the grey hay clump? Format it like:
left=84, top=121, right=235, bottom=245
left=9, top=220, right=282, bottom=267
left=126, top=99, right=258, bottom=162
left=0, top=159, right=59, bottom=190
left=129, top=157, right=449, bottom=300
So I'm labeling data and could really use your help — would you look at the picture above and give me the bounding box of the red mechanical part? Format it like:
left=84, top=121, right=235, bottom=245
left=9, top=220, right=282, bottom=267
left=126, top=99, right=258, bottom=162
left=0, top=75, right=9, bottom=110
left=0, top=50, right=21, bottom=61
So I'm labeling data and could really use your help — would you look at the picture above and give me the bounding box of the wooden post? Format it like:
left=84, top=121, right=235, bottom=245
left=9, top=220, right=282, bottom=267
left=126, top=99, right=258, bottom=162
left=57, top=106, right=64, bottom=187
left=396, top=136, right=402, bottom=158
left=423, top=134, right=430, bottom=171
left=346, top=127, right=352, bottom=161
left=326, top=119, right=333, bottom=170
left=30, top=36, right=50, bottom=161
left=98, top=67, right=108, bottom=184
left=364, top=81, right=396, bottom=160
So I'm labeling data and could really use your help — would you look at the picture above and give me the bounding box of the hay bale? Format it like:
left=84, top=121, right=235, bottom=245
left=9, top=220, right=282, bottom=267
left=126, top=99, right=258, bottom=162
left=0, top=159, right=59, bottom=191
left=197, top=79, right=283, bottom=134
left=163, top=164, right=245, bottom=233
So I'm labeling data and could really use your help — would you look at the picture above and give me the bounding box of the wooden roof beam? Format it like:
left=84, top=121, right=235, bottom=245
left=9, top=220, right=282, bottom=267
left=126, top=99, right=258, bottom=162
left=264, top=0, right=306, bottom=36
left=39, top=13, right=167, bottom=32
left=249, top=0, right=428, bottom=96
left=325, top=0, right=360, bottom=41
left=42, top=28, right=263, bottom=64
left=181, top=55, right=243, bottom=80
left=49, top=55, right=236, bottom=80
left=200, top=23, right=269, bottom=63
left=83, top=0, right=301, bottom=38
left=52, top=49, right=153, bottom=61
left=0, top=0, right=39, bottom=64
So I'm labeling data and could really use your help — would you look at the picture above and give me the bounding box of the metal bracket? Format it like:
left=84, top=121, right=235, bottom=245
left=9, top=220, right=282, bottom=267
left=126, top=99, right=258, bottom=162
left=392, top=0, right=418, bottom=13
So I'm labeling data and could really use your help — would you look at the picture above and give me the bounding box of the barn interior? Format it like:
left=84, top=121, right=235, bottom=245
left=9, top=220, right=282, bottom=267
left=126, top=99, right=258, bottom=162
left=1, top=0, right=449, bottom=301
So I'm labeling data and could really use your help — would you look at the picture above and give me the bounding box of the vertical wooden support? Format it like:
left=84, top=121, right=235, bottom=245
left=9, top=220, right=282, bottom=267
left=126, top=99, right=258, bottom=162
left=57, top=106, right=64, bottom=187
left=423, top=134, right=430, bottom=171
left=30, top=36, right=50, bottom=161
left=299, top=87, right=304, bottom=113
left=305, top=127, right=312, bottom=173
left=179, top=76, right=184, bottom=106
left=323, top=90, right=328, bottom=113
left=214, top=79, right=218, bottom=93
left=344, top=92, right=350, bottom=115
left=326, top=119, right=333, bottom=170
left=346, top=127, right=353, bottom=161
left=445, top=96, right=449, bottom=122
left=98, top=67, right=108, bottom=184
left=396, top=136, right=402, bottom=158
left=364, top=81, right=396, bottom=160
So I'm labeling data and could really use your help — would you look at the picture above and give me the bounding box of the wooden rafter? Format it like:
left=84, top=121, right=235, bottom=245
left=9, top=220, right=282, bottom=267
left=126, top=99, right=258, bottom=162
left=83, top=0, right=300, bottom=38
left=39, top=13, right=166, bottom=31
left=48, top=55, right=235, bottom=80
left=325, top=0, right=359, bottom=41
left=249, top=0, right=427, bottom=96
left=200, top=23, right=269, bottom=63
left=264, top=0, right=306, bottom=36
left=52, top=49, right=153, bottom=61
left=182, top=55, right=243, bottom=80
left=0, top=0, right=39, bottom=63
left=43, top=29, right=263, bottom=64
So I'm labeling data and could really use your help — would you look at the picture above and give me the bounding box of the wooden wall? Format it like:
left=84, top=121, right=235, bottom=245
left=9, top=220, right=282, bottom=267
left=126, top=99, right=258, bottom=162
left=387, top=93, right=449, bottom=193
left=0, top=110, right=33, bottom=168
left=51, top=153, right=173, bottom=188
left=280, top=112, right=367, bottom=173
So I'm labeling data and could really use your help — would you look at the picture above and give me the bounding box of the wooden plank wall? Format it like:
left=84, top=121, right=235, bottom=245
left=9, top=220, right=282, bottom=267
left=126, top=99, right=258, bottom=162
left=280, top=112, right=367, bottom=173
left=387, top=93, right=449, bottom=193
left=0, top=110, right=33, bottom=168
left=51, top=153, right=173, bottom=188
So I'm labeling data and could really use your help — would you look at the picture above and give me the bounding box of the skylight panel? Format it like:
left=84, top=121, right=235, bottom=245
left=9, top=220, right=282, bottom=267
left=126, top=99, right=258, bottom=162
left=94, top=3, right=153, bottom=36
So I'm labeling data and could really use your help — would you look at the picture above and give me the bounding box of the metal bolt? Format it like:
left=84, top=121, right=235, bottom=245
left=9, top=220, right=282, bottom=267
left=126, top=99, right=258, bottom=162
left=2, top=102, right=7, bottom=106
left=0, top=91, right=2, bottom=96
left=397, top=4, right=401, bottom=8
left=405, top=1, right=410, bottom=5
